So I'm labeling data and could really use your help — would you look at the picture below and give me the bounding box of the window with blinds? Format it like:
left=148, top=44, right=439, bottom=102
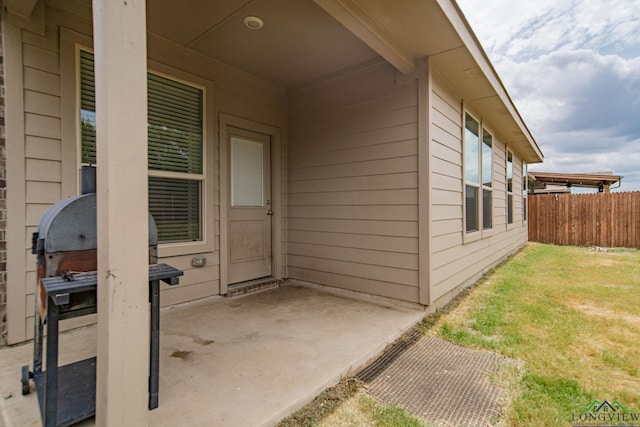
left=507, top=151, right=514, bottom=225
left=79, top=50, right=204, bottom=243
left=464, top=112, right=494, bottom=235
left=80, top=50, right=97, bottom=164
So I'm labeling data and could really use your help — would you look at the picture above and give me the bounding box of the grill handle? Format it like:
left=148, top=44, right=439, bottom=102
left=31, top=232, right=41, bottom=255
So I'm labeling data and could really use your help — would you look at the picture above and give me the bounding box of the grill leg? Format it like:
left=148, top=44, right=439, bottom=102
left=148, top=279, right=160, bottom=410
left=44, top=302, right=59, bottom=427
left=34, top=291, right=43, bottom=375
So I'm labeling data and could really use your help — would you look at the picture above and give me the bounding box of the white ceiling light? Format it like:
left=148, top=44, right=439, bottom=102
left=243, top=16, right=264, bottom=30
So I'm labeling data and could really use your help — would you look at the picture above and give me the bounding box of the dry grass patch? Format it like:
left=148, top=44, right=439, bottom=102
left=568, top=301, right=640, bottom=327
left=432, top=243, right=640, bottom=426
left=317, top=392, right=430, bottom=427
left=316, top=391, right=377, bottom=427
left=281, top=244, right=639, bottom=426
left=278, top=379, right=361, bottom=427
left=278, top=380, right=428, bottom=427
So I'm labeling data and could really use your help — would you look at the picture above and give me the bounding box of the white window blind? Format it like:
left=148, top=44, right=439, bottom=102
left=80, top=50, right=97, bottom=164
left=149, top=178, right=201, bottom=243
left=147, top=73, right=203, bottom=175
left=79, top=50, right=204, bottom=243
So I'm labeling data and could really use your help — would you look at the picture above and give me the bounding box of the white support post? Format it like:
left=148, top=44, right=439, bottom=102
left=92, top=0, right=149, bottom=425
left=417, top=57, right=431, bottom=306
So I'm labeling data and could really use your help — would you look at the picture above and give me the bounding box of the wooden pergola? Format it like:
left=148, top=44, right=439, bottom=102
left=529, top=171, right=622, bottom=193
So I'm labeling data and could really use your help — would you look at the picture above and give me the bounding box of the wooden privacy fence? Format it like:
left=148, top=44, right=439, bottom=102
left=528, top=192, right=640, bottom=248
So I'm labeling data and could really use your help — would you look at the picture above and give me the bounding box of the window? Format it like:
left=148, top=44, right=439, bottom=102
left=507, top=150, right=514, bottom=225
left=523, top=162, right=528, bottom=222
left=464, top=114, right=480, bottom=233
left=79, top=50, right=204, bottom=244
left=482, top=130, right=493, bottom=230
left=464, top=113, right=493, bottom=234
left=231, top=137, right=264, bottom=207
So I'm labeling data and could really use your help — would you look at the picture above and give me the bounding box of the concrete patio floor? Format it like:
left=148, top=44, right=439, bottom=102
left=0, top=281, right=425, bottom=427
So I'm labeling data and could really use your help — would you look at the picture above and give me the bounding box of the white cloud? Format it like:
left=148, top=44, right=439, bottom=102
left=457, top=0, right=640, bottom=191
left=499, top=51, right=640, bottom=133
left=459, top=0, right=640, bottom=58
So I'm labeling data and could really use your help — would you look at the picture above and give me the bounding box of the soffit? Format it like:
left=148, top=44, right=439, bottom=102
left=147, top=0, right=254, bottom=47
left=431, top=47, right=495, bottom=100
left=310, top=0, right=541, bottom=163
left=7, top=0, right=40, bottom=18
left=429, top=49, right=536, bottom=162
left=47, top=0, right=541, bottom=162
left=147, top=0, right=379, bottom=88
left=342, top=0, right=463, bottom=57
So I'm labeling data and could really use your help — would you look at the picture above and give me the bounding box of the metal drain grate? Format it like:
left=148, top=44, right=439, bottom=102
left=356, top=328, right=422, bottom=383
left=359, top=335, right=509, bottom=427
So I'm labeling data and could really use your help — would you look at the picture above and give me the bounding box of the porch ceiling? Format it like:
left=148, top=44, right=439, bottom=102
left=43, top=0, right=541, bottom=162
left=145, top=0, right=541, bottom=163
left=146, top=0, right=380, bottom=88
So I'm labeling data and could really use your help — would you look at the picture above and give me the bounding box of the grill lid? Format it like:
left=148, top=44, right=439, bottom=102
left=37, top=193, right=158, bottom=253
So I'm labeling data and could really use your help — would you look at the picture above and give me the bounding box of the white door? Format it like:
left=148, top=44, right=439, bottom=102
left=227, top=128, right=272, bottom=284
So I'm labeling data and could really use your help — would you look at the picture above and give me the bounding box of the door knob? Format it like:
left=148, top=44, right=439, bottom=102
left=266, top=210, right=273, bottom=215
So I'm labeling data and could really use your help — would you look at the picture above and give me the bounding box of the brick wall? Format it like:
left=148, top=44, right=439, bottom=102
left=0, top=12, right=7, bottom=347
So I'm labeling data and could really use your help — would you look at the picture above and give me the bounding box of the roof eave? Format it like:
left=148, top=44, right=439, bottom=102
left=313, top=0, right=543, bottom=164
left=434, top=0, right=543, bottom=163
left=6, top=0, right=40, bottom=19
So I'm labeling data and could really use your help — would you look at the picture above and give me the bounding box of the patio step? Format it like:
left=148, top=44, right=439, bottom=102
left=226, top=277, right=281, bottom=298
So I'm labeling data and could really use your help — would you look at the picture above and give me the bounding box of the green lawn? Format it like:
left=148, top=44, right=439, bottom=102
left=432, top=243, right=640, bottom=426
left=280, top=243, right=640, bottom=426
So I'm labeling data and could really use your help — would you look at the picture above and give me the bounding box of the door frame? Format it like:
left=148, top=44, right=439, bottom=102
left=219, top=113, right=283, bottom=294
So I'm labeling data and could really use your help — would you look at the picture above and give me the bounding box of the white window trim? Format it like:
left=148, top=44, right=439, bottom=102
left=462, top=109, right=494, bottom=243
left=506, top=149, right=515, bottom=230
left=481, top=124, right=495, bottom=238
left=522, top=161, right=528, bottom=225
left=62, top=29, right=214, bottom=257
left=463, top=110, right=481, bottom=243
left=141, top=61, right=214, bottom=257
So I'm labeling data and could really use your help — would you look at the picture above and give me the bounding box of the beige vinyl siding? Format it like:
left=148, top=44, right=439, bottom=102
left=512, top=158, right=525, bottom=221
left=430, top=76, right=527, bottom=303
left=7, top=3, right=286, bottom=343
left=21, top=28, right=62, bottom=339
left=287, top=60, right=420, bottom=303
left=493, top=140, right=508, bottom=229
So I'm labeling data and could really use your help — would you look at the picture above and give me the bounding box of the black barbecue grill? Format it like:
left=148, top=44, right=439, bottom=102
left=22, top=168, right=183, bottom=427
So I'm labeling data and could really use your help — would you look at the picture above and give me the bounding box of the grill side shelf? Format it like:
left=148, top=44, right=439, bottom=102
left=40, top=263, right=184, bottom=306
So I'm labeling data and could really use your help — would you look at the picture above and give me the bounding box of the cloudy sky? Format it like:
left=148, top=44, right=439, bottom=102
left=457, top=0, right=640, bottom=192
